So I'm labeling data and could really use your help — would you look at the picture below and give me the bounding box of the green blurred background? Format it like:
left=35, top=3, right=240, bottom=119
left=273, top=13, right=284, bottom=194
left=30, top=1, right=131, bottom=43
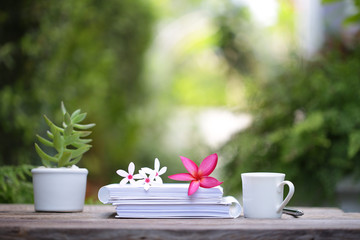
left=1, top=0, right=360, bottom=211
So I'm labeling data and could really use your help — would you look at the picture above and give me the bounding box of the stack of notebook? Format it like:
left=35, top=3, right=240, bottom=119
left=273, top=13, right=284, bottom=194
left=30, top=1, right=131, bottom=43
left=98, top=183, right=241, bottom=218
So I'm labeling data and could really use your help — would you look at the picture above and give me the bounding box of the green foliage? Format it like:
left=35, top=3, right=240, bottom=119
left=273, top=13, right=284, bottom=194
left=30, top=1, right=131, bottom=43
left=0, top=165, right=34, bottom=203
left=0, top=0, right=154, bottom=189
left=221, top=45, right=360, bottom=205
left=35, top=102, right=95, bottom=167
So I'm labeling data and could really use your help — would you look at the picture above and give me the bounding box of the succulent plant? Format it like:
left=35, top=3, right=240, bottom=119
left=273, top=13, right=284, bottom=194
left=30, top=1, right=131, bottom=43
left=35, top=102, right=95, bottom=167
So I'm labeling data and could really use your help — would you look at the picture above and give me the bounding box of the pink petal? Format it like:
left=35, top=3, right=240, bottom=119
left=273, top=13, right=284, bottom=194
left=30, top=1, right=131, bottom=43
left=188, top=180, right=200, bottom=195
left=198, top=153, right=218, bottom=176
left=180, top=156, right=198, bottom=177
left=199, top=176, right=223, bottom=188
left=168, top=173, right=195, bottom=181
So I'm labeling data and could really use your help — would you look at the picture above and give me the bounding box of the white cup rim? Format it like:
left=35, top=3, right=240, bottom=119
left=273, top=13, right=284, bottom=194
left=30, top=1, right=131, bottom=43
left=241, top=172, right=285, bottom=177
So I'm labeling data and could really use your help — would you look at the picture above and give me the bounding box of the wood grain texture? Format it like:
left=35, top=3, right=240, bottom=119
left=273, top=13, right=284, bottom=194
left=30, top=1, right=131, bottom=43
left=0, top=204, right=359, bottom=240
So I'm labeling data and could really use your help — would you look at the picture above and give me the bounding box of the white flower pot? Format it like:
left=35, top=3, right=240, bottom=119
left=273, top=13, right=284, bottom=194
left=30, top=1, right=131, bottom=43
left=32, top=167, right=88, bottom=212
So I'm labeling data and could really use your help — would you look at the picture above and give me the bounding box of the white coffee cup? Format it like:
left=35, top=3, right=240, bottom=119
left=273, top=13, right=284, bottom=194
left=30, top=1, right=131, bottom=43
left=241, top=172, right=295, bottom=219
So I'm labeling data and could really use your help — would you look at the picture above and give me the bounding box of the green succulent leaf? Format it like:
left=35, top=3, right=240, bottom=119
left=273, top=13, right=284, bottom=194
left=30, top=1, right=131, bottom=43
left=71, top=142, right=92, bottom=149
left=74, top=123, right=96, bottom=130
left=64, top=112, right=71, bottom=125
left=52, top=127, right=64, bottom=153
left=44, top=115, right=64, bottom=133
left=61, top=101, right=67, bottom=115
left=47, top=130, right=54, bottom=139
left=64, top=132, right=81, bottom=145
left=36, top=135, right=53, bottom=147
left=67, top=155, right=83, bottom=166
left=77, top=131, right=92, bottom=137
left=35, top=102, right=95, bottom=167
left=77, top=138, right=92, bottom=144
left=66, top=146, right=90, bottom=158
left=35, top=143, right=58, bottom=163
left=58, top=151, right=72, bottom=167
left=64, top=124, right=73, bottom=137
left=72, top=113, right=87, bottom=124
left=71, top=109, right=81, bottom=119
left=41, top=158, right=52, bottom=168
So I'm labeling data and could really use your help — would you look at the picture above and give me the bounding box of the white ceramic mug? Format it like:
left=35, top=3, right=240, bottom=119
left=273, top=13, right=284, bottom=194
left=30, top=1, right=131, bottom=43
left=241, top=172, right=295, bottom=219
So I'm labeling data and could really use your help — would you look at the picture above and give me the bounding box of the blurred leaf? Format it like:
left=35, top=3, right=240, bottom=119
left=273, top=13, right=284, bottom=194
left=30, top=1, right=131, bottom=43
left=0, top=165, right=34, bottom=203
left=344, top=13, right=360, bottom=25
left=348, top=131, right=360, bottom=158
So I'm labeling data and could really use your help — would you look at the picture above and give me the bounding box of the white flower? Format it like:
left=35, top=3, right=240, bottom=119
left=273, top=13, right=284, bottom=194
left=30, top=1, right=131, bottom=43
left=136, top=169, right=157, bottom=191
left=116, top=162, right=142, bottom=185
left=141, top=158, right=167, bottom=184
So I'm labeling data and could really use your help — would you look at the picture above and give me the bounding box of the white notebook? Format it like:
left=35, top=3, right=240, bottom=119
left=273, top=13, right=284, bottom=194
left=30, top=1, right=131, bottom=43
left=98, top=183, right=242, bottom=218
left=98, top=183, right=223, bottom=204
left=114, top=196, right=241, bottom=218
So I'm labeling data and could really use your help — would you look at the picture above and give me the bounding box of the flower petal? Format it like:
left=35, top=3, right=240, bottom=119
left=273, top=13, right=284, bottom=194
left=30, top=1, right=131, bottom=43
left=138, top=169, right=147, bottom=178
left=188, top=180, right=200, bottom=195
left=180, top=156, right=198, bottom=176
left=199, top=176, right=223, bottom=188
left=198, top=153, right=218, bottom=176
left=158, top=166, right=167, bottom=175
left=129, top=179, right=136, bottom=185
left=128, top=162, right=135, bottom=175
left=149, top=170, right=156, bottom=180
left=144, top=183, right=150, bottom=191
left=137, top=179, right=145, bottom=185
left=152, top=180, right=162, bottom=186
left=168, top=173, right=195, bottom=181
left=155, top=176, right=163, bottom=184
left=119, top=178, right=128, bottom=185
left=116, top=170, right=128, bottom=178
left=141, top=167, right=153, bottom=174
left=133, top=173, right=143, bottom=179
left=154, top=158, right=160, bottom=172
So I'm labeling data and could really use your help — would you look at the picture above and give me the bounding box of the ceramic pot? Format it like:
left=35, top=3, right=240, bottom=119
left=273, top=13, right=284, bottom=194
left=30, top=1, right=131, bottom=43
left=32, top=167, right=88, bottom=212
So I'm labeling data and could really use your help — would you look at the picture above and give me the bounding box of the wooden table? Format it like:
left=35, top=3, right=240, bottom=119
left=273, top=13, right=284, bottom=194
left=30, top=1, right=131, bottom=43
left=0, top=204, right=359, bottom=240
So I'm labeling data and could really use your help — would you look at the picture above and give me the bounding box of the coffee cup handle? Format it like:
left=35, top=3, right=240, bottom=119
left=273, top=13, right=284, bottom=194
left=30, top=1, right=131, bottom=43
left=276, top=180, right=295, bottom=213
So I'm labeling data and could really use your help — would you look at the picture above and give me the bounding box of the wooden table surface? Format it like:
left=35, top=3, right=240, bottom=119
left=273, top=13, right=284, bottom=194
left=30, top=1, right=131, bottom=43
left=0, top=204, right=359, bottom=240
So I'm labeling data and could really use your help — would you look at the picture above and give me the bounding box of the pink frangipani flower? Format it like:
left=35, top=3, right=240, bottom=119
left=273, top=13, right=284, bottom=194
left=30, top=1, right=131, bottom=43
left=168, top=153, right=223, bottom=195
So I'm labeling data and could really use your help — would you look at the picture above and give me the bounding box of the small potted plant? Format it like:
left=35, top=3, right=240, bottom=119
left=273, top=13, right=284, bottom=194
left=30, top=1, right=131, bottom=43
left=32, top=102, right=95, bottom=212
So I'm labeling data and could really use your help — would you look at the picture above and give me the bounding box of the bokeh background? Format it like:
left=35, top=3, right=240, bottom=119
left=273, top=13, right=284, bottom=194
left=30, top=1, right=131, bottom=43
left=1, top=0, right=360, bottom=211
